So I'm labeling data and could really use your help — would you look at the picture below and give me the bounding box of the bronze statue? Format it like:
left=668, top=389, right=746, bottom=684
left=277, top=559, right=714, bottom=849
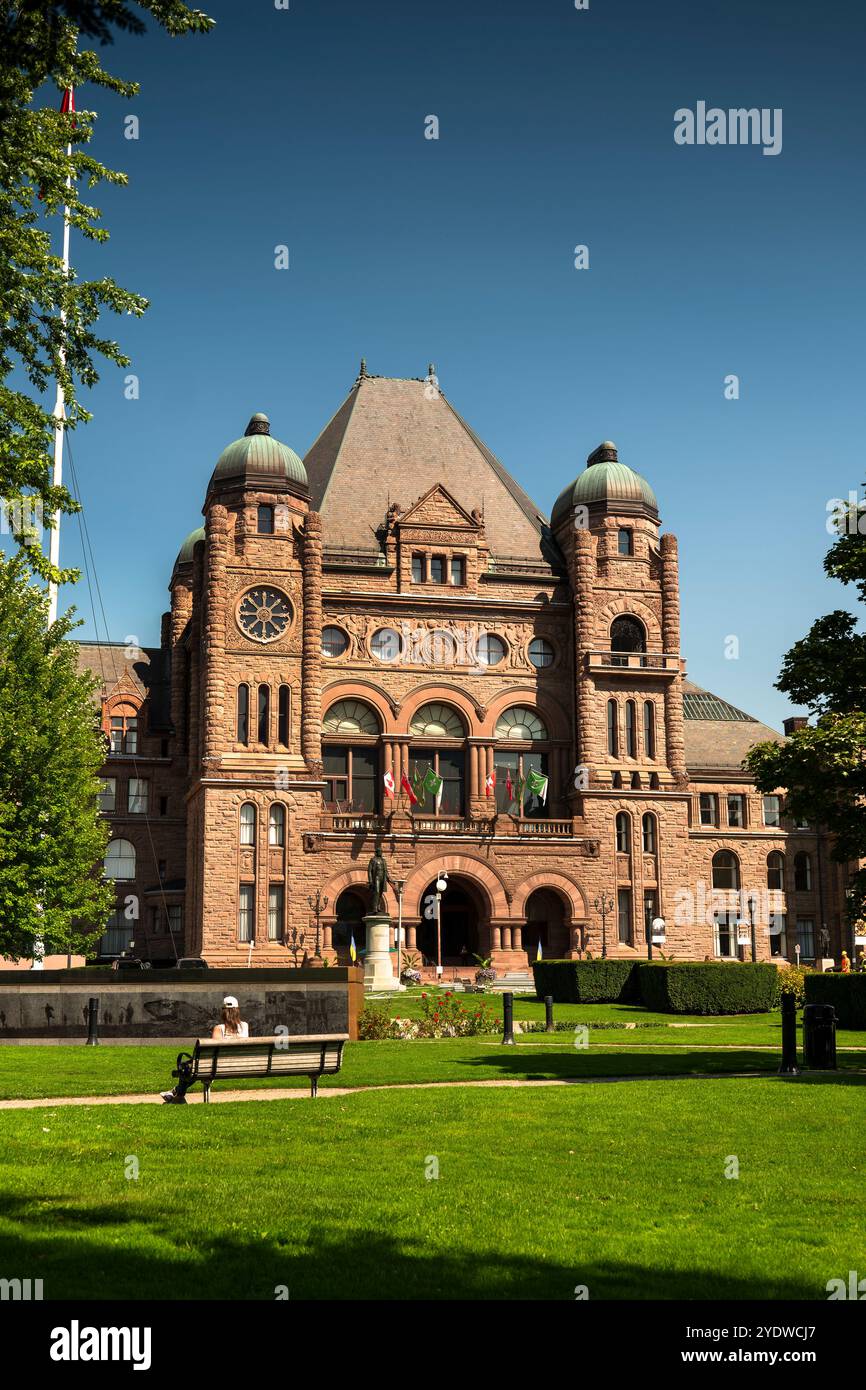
left=819, top=925, right=830, bottom=958
left=366, top=845, right=392, bottom=915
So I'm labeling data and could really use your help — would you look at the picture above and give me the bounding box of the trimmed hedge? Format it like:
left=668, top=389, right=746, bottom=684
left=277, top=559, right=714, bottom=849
left=532, top=959, right=641, bottom=1004
left=804, top=973, right=866, bottom=1030
left=637, top=962, right=780, bottom=1015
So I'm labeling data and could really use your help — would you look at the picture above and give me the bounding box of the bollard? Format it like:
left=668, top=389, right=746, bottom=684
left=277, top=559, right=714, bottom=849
left=501, top=991, right=515, bottom=1046
left=803, top=1003, right=837, bottom=1070
left=86, top=996, right=99, bottom=1047
left=544, top=994, right=555, bottom=1034
left=778, top=991, right=798, bottom=1075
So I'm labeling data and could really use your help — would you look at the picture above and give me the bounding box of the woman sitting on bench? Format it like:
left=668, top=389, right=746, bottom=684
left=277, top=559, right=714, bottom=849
left=160, top=996, right=249, bottom=1104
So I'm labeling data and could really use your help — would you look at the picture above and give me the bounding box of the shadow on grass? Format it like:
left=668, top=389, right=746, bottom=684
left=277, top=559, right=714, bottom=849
left=0, top=1194, right=828, bottom=1301
left=454, top=1047, right=866, bottom=1084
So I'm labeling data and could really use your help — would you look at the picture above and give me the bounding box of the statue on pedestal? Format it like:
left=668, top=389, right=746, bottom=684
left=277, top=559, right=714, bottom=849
left=366, top=844, right=392, bottom=915
left=819, top=925, right=830, bottom=959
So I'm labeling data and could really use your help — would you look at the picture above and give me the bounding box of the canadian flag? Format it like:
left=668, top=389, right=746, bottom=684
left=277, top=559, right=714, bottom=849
left=60, top=88, right=76, bottom=124
left=400, top=772, right=418, bottom=805
left=485, top=769, right=496, bottom=797
left=384, top=769, right=396, bottom=798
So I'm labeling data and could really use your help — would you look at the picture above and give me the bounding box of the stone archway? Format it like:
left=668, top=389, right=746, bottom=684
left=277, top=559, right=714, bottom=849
left=416, top=874, right=486, bottom=968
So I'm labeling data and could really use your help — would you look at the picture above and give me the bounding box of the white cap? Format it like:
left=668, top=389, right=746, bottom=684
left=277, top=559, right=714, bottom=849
left=223, top=995, right=238, bottom=1008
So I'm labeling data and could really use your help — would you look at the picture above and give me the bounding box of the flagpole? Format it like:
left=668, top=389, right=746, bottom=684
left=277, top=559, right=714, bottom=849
left=47, top=105, right=74, bottom=625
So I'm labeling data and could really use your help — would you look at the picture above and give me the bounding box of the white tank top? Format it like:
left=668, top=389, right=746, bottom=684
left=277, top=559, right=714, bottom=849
left=218, top=1021, right=249, bottom=1038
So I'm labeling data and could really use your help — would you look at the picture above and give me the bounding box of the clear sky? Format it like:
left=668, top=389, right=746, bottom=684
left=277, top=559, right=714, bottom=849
left=19, top=0, right=866, bottom=728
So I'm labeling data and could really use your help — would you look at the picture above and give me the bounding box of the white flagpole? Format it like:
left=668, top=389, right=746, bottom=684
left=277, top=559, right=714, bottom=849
left=47, top=113, right=73, bottom=625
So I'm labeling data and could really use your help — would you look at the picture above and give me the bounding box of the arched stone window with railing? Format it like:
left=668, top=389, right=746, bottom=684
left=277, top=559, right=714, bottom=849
left=493, top=706, right=550, bottom=818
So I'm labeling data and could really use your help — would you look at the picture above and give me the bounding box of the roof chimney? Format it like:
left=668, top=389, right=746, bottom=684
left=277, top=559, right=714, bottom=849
left=783, top=716, right=809, bottom=735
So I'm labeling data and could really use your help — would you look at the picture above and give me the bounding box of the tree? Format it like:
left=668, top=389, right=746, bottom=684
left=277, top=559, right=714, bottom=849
left=0, top=552, right=115, bottom=958
left=745, top=494, right=866, bottom=920
left=0, top=1, right=213, bottom=580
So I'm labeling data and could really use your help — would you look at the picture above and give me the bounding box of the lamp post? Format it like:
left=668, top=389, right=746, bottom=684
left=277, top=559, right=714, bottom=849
left=287, top=927, right=306, bottom=967
left=736, top=895, right=757, bottom=962
left=644, top=897, right=654, bottom=961
left=307, top=891, right=329, bottom=959
left=594, top=893, right=614, bottom=959
left=393, top=877, right=406, bottom=986
left=435, top=872, right=448, bottom=978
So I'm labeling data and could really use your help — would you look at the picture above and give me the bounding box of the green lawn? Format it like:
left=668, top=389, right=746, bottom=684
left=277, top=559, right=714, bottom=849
left=0, top=1077, right=861, bottom=1299
left=0, top=1034, right=864, bottom=1100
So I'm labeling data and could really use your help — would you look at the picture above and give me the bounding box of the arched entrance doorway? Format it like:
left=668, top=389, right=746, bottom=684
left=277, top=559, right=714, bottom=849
left=417, top=877, right=483, bottom=967
left=525, top=888, right=569, bottom=961
left=333, top=889, right=367, bottom=961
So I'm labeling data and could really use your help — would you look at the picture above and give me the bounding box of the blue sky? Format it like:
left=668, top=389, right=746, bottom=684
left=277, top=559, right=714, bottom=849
left=21, top=0, right=866, bottom=727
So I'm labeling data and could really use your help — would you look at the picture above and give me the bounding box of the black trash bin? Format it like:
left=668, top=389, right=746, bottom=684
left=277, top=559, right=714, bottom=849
left=803, top=1003, right=837, bottom=1070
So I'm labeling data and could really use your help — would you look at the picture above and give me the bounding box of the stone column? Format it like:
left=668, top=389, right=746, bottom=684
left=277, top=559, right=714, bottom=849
left=573, top=528, right=599, bottom=778
left=169, top=578, right=193, bottom=755
left=301, top=511, right=323, bottom=772
left=661, top=533, right=687, bottom=783
left=202, top=503, right=229, bottom=765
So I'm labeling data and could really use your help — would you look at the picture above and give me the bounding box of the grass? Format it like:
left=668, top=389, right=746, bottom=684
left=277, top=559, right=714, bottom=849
left=0, top=1076, right=862, bottom=1299
left=0, top=1033, right=864, bottom=1100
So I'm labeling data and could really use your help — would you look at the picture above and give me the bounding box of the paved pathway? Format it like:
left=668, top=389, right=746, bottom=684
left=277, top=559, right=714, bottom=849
left=0, top=1068, right=849, bottom=1111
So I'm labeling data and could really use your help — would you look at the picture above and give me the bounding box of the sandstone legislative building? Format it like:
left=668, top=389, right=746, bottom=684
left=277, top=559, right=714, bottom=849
left=79, top=366, right=846, bottom=971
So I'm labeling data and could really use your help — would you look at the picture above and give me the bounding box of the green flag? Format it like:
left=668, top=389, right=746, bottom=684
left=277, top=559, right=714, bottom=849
left=526, top=768, right=549, bottom=804
left=423, top=766, right=443, bottom=809
left=411, top=765, right=425, bottom=808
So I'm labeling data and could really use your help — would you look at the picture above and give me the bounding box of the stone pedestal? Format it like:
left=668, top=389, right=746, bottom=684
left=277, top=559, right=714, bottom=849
left=819, top=957, right=836, bottom=973
left=363, top=913, right=400, bottom=992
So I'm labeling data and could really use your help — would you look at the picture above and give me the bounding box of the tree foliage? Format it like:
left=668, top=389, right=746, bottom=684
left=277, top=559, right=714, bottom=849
left=0, top=552, right=114, bottom=958
left=0, top=0, right=212, bottom=579
left=745, top=498, right=866, bottom=915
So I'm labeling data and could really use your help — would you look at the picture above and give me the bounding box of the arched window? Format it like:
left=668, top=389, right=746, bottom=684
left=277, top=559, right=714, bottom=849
left=642, top=813, right=656, bottom=854
left=607, top=699, right=618, bottom=756
left=104, top=839, right=135, bottom=881
left=712, top=851, right=740, bottom=891
left=257, top=684, right=270, bottom=745
left=240, top=803, right=256, bottom=847
left=767, top=851, right=785, bottom=891
left=644, top=702, right=656, bottom=759
left=625, top=700, right=637, bottom=757
left=269, top=804, right=285, bottom=847
left=108, top=706, right=138, bottom=755
left=494, top=707, right=548, bottom=741
left=409, top=703, right=465, bottom=738
left=616, top=811, right=631, bottom=855
left=617, top=528, right=633, bottom=556
left=257, top=504, right=274, bottom=534
left=794, top=852, right=812, bottom=892
left=278, top=685, right=289, bottom=746
left=323, top=700, right=380, bottom=735
left=610, top=615, right=646, bottom=654
left=237, top=684, right=249, bottom=745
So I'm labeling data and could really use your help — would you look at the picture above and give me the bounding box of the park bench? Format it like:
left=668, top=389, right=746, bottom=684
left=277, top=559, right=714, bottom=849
left=171, top=1033, right=349, bottom=1102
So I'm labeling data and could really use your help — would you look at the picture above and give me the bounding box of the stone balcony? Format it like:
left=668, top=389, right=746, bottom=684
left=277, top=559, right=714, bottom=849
left=586, top=650, right=682, bottom=677
left=314, top=810, right=592, bottom=846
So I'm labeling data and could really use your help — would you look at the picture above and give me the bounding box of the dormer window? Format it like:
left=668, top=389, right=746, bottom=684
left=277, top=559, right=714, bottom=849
left=257, top=504, right=274, bottom=534
left=429, top=556, right=446, bottom=584
left=617, top=528, right=633, bottom=556
left=411, top=554, right=425, bottom=583
left=450, top=556, right=465, bottom=586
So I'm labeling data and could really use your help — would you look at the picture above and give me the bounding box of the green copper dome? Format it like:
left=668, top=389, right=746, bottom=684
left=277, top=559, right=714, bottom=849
left=209, top=413, right=308, bottom=494
left=551, top=442, right=658, bottom=527
left=175, top=525, right=205, bottom=565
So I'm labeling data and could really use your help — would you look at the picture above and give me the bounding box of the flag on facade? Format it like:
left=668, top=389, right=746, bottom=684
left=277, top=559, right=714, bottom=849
left=349, top=933, right=357, bottom=963
left=411, top=765, right=425, bottom=807
left=485, top=769, right=496, bottom=797
left=60, top=87, right=76, bottom=124
left=384, top=769, right=396, bottom=798
left=527, top=768, right=549, bottom=804
left=423, top=766, right=443, bottom=810
left=536, top=937, right=543, bottom=961
left=401, top=771, right=418, bottom=805
left=505, top=768, right=514, bottom=804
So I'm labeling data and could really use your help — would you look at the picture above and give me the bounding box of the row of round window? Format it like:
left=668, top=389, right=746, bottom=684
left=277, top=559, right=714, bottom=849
left=321, top=626, right=555, bottom=668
